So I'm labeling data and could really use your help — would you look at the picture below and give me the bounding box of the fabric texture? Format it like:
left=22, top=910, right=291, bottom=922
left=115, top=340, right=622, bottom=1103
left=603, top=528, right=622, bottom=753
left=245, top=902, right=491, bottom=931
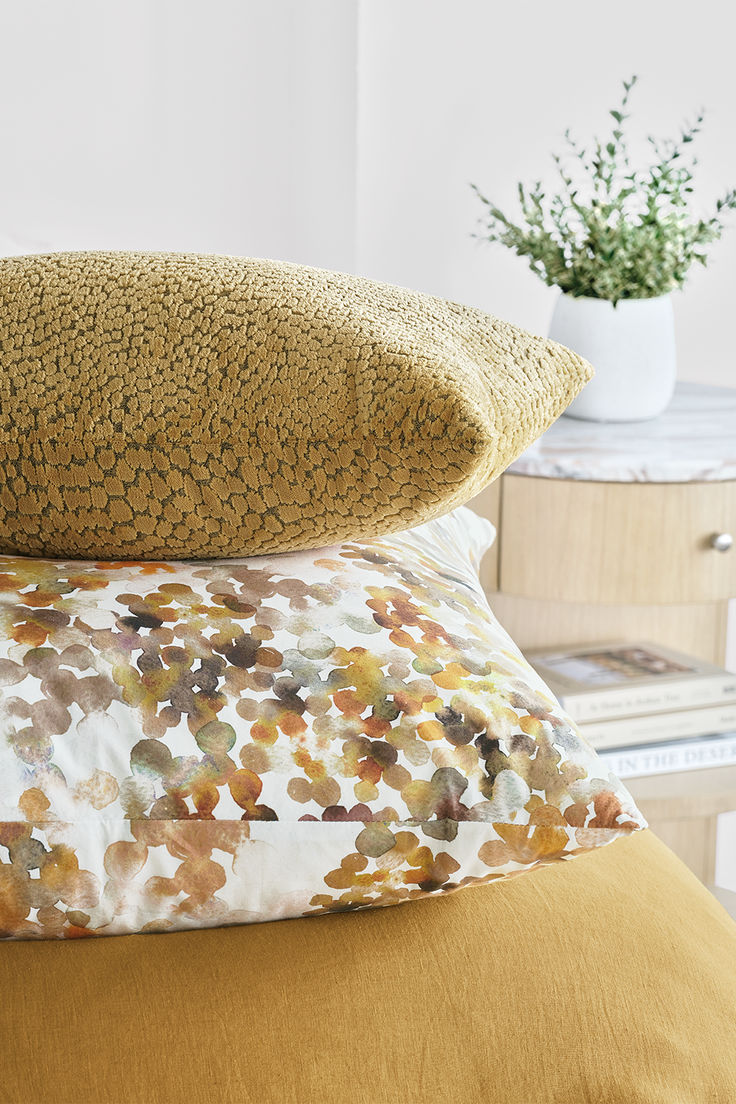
left=0, top=250, right=592, bottom=560
left=0, top=507, right=643, bottom=938
left=1, top=830, right=735, bottom=1103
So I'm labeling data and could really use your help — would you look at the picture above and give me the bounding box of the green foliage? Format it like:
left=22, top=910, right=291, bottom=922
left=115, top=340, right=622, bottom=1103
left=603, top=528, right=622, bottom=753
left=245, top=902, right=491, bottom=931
left=471, top=77, right=736, bottom=303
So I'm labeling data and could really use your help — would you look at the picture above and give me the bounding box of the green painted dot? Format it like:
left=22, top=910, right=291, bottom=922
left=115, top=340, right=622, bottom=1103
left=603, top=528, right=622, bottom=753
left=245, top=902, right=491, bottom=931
left=130, top=738, right=173, bottom=777
left=297, top=631, right=335, bottom=660
left=344, top=614, right=380, bottom=635
left=195, top=720, right=237, bottom=756
left=355, top=824, right=396, bottom=858
left=413, top=656, right=443, bottom=675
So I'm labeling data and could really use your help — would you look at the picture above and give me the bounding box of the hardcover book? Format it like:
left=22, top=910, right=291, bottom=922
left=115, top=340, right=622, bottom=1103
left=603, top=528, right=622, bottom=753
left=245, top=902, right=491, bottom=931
left=527, top=640, right=736, bottom=724
left=578, top=701, right=736, bottom=750
left=598, top=731, right=736, bottom=779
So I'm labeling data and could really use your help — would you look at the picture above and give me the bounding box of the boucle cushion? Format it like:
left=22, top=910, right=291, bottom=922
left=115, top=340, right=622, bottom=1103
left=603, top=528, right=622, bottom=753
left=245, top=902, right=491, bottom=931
left=0, top=508, right=644, bottom=939
left=0, top=250, right=592, bottom=560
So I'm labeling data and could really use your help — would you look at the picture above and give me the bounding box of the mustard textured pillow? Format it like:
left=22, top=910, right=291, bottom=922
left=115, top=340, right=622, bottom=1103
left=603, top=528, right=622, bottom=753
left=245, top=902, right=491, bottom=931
left=0, top=251, right=592, bottom=560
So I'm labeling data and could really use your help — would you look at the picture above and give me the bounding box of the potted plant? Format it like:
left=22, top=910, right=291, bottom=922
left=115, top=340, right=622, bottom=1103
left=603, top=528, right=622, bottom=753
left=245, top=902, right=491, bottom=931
left=471, top=77, right=736, bottom=421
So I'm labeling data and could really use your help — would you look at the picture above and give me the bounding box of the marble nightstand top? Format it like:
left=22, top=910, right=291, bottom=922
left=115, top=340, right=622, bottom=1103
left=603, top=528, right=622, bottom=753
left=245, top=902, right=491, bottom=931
left=509, top=381, right=736, bottom=482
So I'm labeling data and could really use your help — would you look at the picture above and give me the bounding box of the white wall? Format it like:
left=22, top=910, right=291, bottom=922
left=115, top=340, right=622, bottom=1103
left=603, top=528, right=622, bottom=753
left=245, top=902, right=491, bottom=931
left=356, top=0, right=736, bottom=388
left=0, top=0, right=357, bottom=271
left=0, top=0, right=733, bottom=391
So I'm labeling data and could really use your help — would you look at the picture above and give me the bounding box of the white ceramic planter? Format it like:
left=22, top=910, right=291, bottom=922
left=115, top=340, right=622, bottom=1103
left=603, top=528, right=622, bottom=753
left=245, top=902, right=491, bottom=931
left=549, top=292, right=677, bottom=422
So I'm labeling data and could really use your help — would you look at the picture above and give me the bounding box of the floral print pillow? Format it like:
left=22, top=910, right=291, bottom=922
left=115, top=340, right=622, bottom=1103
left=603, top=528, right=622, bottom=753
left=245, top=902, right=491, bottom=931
left=0, top=507, right=645, bottom=939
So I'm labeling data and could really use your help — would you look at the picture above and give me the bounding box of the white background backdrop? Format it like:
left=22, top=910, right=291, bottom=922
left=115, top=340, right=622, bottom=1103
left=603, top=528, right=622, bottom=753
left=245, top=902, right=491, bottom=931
left=0, top=0, right=734, bottom=386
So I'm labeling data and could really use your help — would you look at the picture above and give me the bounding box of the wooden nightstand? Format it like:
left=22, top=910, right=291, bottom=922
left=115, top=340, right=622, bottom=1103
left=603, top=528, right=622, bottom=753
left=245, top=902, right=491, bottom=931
left=469, top=380, right=736, bottom=884
left=471, top=380, right=736, bottom=666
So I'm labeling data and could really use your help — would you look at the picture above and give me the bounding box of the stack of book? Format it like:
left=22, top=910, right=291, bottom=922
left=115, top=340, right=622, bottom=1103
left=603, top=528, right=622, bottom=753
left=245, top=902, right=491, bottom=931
left=526, top=640, right=736, bottom=779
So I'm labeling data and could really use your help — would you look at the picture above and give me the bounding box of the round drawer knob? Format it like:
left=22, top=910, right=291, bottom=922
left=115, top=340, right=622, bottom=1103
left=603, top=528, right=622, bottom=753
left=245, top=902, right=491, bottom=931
left=710, top=532, right=734, bottom=552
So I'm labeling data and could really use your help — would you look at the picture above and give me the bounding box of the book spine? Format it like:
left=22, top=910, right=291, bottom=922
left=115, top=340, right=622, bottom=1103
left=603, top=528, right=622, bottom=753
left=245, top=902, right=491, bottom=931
left=561, top=673, right=736, bottom=724
left=577, top=702, right=736, bottom=750
left=598, top=733, right=736, bottom=779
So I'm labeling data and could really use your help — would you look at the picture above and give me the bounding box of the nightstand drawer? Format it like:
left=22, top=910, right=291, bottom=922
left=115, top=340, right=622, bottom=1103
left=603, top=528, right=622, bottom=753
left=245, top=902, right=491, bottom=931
left=499, top=475, right=736, bottom=605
